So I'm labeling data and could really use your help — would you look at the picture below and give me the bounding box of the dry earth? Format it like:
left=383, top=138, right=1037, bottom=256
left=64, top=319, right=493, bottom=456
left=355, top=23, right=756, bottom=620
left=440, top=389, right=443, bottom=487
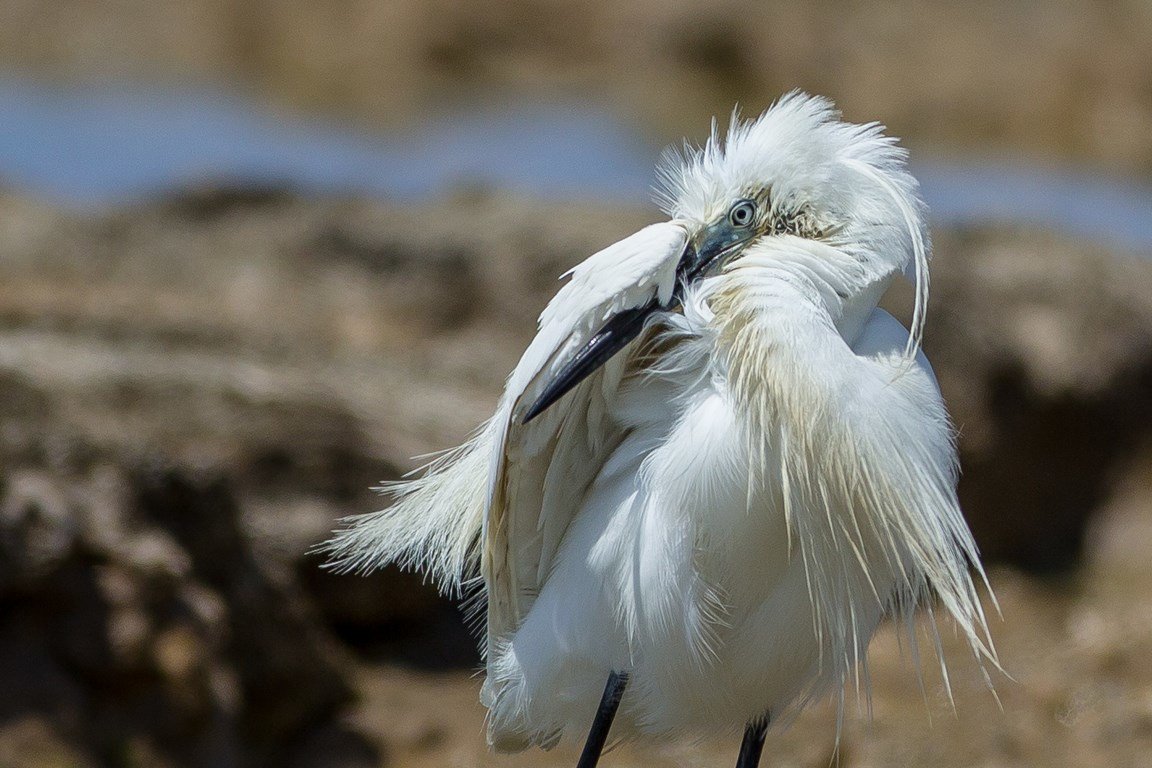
left=0, top=187, right=1151, bottom=767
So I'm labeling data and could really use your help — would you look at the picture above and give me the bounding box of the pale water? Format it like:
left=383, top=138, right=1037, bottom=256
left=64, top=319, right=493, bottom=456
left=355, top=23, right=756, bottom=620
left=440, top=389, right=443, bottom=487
left=2, top=77, right=1149, bottom=253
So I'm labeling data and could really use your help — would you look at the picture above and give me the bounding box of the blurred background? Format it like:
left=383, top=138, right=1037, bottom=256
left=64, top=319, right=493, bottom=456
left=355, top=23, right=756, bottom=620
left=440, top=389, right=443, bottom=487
left=1, top=1, right=1152, bottom=767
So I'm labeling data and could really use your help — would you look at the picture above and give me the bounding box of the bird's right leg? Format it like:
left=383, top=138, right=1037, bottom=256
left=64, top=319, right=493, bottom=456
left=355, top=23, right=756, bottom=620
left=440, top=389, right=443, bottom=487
left=735, top=715, right=769, bottom=768
left=575, top=671, right=629, bottom=768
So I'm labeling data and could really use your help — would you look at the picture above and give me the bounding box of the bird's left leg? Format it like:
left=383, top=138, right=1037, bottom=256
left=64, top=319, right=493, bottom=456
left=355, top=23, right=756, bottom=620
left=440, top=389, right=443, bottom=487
left=735, top=715, right=769, bottom=768
left=576, top=671, right=629, bottom=768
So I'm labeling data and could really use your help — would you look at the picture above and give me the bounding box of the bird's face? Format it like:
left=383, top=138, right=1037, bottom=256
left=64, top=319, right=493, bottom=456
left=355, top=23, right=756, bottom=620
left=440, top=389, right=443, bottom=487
left=524, top=92, right=929, bottom=423
left=666, top=94, right=929, bottom=307
left=675, top=189, right=835, bottom=291
left=676, top=197, right=765, bottom=287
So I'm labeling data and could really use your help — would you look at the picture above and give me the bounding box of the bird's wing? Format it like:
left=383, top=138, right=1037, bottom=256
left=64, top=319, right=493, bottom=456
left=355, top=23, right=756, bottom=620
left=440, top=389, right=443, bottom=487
left=484, top=221, right=688, bottom=647
left=850, top=307, right=940, bottom=383
left=322, top=221, right=686, bottom=645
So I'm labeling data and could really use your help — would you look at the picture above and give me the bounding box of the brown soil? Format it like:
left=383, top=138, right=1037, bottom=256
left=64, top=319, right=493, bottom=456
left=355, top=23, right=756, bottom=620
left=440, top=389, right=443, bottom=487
left=1, top=188, right=1151, bottom=766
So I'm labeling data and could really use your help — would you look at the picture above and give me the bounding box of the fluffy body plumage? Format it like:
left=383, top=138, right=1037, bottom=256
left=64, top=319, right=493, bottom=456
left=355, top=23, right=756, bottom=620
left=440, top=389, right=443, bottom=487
left=325, top=92, right=996, bottom=754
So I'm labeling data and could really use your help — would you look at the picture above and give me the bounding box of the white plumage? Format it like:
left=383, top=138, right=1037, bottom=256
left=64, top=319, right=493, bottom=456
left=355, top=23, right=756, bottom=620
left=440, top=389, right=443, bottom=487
left=326, top=92, right=997, bottom=761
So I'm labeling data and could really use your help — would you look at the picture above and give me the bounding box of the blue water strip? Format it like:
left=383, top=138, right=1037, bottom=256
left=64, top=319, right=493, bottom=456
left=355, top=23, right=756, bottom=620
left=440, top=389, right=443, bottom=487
left=1, top=77, right=1149, bottom=253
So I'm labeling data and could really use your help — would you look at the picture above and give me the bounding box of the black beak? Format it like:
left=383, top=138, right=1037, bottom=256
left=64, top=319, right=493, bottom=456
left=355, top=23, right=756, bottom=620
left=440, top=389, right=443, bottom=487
left=520, top=223, right=750, bottom=425
left=519, top=298, right=661, bottom=424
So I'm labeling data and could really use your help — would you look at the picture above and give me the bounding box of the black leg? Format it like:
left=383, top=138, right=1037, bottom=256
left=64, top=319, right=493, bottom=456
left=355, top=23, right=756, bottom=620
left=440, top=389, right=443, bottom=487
left=735, top=715, right=769, bottom=768
left=576, top=671, right=630, bottom=768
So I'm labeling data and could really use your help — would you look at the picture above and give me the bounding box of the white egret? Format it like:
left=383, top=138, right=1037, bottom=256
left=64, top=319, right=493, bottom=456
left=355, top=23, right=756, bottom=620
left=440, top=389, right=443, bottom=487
left=326, top=91, right=997, bottom=767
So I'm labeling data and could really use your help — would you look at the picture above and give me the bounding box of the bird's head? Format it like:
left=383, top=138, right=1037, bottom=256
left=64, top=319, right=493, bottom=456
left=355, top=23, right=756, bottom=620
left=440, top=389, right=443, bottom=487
left=523, top=92, right=930, bottom=423
left=660, top=91, right=929, bottom=338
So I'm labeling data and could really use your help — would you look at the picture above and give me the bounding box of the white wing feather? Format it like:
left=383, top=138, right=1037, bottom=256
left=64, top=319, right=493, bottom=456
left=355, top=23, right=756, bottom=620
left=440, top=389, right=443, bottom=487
left=484, top=222, right=687, bottom=646
left=322, top=221, right=687, bottom=620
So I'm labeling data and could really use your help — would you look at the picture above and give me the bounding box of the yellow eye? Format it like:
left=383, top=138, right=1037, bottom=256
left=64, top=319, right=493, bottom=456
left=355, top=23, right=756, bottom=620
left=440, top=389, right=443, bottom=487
left=728, top=200, right=756, bottom=228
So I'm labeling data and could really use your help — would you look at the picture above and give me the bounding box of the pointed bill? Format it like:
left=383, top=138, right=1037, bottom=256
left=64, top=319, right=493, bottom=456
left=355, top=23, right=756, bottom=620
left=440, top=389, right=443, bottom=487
left=520, top=215, right=758, bottom=424
left=506, top=222, right=687, bottom=426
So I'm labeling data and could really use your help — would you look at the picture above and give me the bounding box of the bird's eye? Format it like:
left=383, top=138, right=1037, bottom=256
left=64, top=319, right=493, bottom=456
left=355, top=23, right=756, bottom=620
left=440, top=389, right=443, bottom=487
left=728, top=200, right=756, bottom=228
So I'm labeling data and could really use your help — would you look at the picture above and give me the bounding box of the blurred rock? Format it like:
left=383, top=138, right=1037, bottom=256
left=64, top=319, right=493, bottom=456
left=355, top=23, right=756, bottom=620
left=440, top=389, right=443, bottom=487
left=0, top=457, right=378, bottom=766
left=0, top=716, right=96, bottom=768
left=0, top=464, right=234, bottom=766
left=0, top=469, right=81, bottom=590
left=130, top=464, right=362, bottom=764
left=300, top=563, right=478, bottom=668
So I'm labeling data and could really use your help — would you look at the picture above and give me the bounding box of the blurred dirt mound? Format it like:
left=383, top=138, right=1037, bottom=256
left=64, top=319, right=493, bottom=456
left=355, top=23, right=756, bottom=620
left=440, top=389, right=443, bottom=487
left=0, top=460, right=372, bottom=768
left=887, top=227, right=1152, bottom=572
left=1, top=186, right=1151, bottom=765
left=4, top=1, right=1152, bottom=171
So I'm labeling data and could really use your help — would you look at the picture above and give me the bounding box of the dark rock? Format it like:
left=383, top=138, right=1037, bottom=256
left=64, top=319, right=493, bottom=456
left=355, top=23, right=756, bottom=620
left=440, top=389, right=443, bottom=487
left=0, top=470, right=81, bottom=591
left=0, top=456, right=379, bottom=768
left=130, top=463, right=363, bottom=764
left=0, top=465, right=241, bottom=767
left=0, top=717, right=96, bottom=768
left=300, top=560, right=479, bottom=669
left=282, top=721, right=383, bottom=768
